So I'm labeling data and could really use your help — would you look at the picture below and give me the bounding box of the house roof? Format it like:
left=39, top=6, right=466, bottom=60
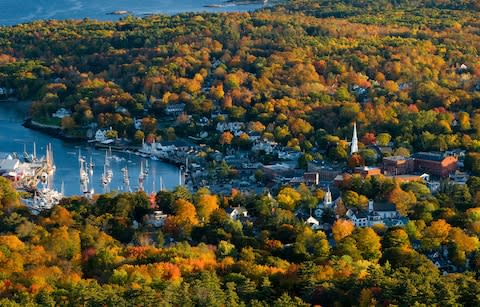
left=373, top=202, right=396, bottom=212
left=0, top=159, right=19, bottom=171
left=306, top=216, right=319, bottom=225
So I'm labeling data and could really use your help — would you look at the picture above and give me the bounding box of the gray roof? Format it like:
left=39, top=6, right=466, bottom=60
left=0, top=159, right=19, bottom=171
left=412, top=152, right=447, bottom=162
left=374, top=202, right=397, bottom=212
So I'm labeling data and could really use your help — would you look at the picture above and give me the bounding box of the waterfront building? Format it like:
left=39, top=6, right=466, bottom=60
left=52, top=108, right=72, bottom=119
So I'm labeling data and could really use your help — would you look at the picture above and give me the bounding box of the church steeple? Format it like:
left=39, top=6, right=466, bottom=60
left=324, top=186, right=332, bottom=207
left=351, top=122, right=358, bottom=155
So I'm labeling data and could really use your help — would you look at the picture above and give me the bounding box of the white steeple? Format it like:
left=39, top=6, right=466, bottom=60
left=351, top=122, right=358, bottom=155
left=324, top=186, right=332, bottom=206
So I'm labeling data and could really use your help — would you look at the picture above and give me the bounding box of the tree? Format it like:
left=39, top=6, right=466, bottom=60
left=61, top=116, right=76, bottom=129
left=197, top=194, right=219, bottom=223
left=277, top=187, right=301, bottom=211
left=219, top=131, right=234, bottom=147
left=0, top=177, right=20, bottom=212
left=174, top=199, right=198, bottom=226
left=332, top=219, right=354, bottom=242
left=383, top=227, right=410, bottom=249
left=134, top=130, right=145, bottom=145
left=421, top=219, right=451, bottom=251
left=377, top=133, right=392, bottom=146
left=354, top=227, right=382, bottom=261
left=388, top=186, right=417, bottom=215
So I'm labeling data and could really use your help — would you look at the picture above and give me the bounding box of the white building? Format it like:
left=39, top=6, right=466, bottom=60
left=95, top=130, right=107, bottom=142
left=305, top=216, right=321, bottom=230
left=216, top=122, right=245, bottom=133
left=314, top=186, right=334, bottom=218
left=52, top=108, right=72, bottom=119
left=226, top=207, right=248, bottom=221
left=252, top=139, right=278, bottom=154
left=144, top=210, right=168, bottom=228
left=345, top=200, right=404, bottom=228
left=165, top=103, right=186, bottom=116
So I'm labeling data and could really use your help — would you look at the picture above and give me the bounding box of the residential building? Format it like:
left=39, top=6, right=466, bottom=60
left=143, top=211, right=168, bottom=228
left=165, top=103, right=186, bottom=116
left=0, top=158, right=20, bottom=175
left=345, top=200, right=406, bottom=228
left=226, top=207, right=249, bottom=221
left=52, top=108, right=72, bottom=119
left=305, top=216, right=321, bottom=231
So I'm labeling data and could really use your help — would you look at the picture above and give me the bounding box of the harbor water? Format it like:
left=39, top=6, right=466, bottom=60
left=0, top=100, right=180, bottom=196
left=0, top=0, right=265, bottom=26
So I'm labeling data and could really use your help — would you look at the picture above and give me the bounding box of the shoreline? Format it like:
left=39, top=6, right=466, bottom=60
left=23, top=117, right=88, bottom=143
left=23, top=117, right=187, bottom=168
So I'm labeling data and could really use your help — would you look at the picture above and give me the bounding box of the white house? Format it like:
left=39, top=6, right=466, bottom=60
left=165, top=103, right=186, bottom=116
left=226, top=207, right=248, bottom=221
left=216, top=122, right=245, bottom=133
left=52, top=108, right=72, bottom=119
left=305, top=216, right=321, bottom=230
left=0, top=158, right=20, bottom=175
left=345, top=200, right=403, bottom=228
left=144, top=210, right=168, bottom=228
left=95, top=130, right=107, bottom=142
left=252, top=139, right=278, bottom=154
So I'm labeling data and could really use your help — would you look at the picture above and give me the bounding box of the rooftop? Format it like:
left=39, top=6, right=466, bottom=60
left=411, top=152, right=448, bottom=162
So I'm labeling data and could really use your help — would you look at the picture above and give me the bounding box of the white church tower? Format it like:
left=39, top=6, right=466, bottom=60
left=324, top=186, right=333, bottom=207
left=350, top=122, right=359, bottom=155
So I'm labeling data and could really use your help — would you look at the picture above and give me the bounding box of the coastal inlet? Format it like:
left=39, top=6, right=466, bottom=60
left=0, top=101, right=180, bottom=196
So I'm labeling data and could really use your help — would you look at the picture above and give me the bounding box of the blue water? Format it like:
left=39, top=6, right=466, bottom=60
left=0, top=101, right=180, bottom=196
left=0, top=0, right=265, bottom=25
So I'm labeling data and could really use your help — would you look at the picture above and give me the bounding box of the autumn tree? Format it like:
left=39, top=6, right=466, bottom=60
left=332, top=219, right=354, bottom=242
left=196, top=194, right=219, bottom=223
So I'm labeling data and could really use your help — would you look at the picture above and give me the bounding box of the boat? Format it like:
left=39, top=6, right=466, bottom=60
left=145, top=160, right=149, bottom=175
left=122, top=166, right=130, bottom=192
left=22, top=174, right=64, bottom=213
left=138, top=161, right=145, bottom=191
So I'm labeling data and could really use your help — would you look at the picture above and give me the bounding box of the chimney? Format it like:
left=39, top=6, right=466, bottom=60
left=368, top=200, right=374, bottom=213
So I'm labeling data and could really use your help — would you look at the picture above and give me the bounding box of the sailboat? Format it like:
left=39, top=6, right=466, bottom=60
left=145, top=159, right=149, bottom=175
left=138, top=161, right=145, bottom=191
left=122, top=166, right=130, bottom=192
left=89, top=156, right=94, bottom=177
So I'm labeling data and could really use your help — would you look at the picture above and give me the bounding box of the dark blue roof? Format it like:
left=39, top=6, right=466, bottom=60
left=412, top=152, right=446, bottom=162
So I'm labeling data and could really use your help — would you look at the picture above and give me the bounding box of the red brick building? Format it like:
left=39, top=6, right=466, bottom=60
left=411, top=152, right=457, bottom=178
left=383, top=156, right=414, bottom=175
